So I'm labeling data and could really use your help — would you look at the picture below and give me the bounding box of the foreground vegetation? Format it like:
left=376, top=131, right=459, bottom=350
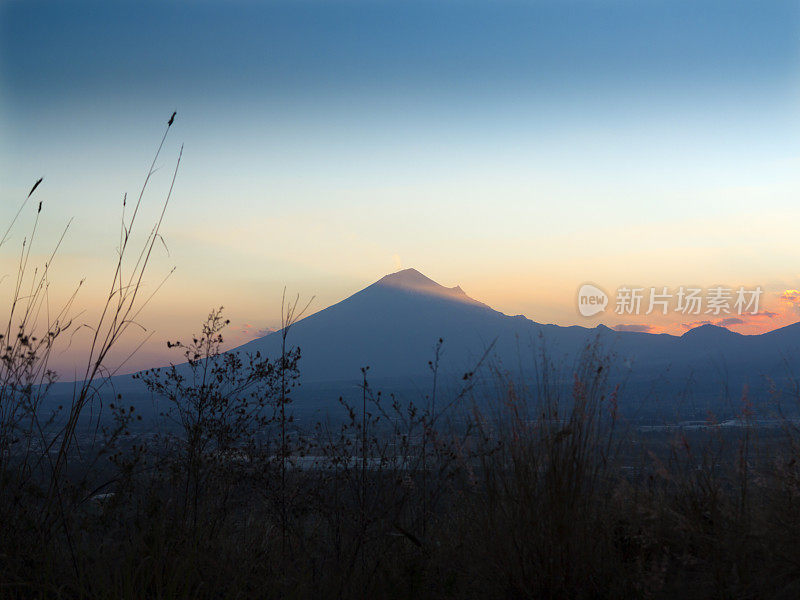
left=4, top=337, right=800, bottom=600
left=3, top=119, right=800, bottom=599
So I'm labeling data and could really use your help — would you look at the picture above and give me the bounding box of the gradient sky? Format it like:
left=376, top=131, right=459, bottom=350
left=2, top=0, right=800, bottom=374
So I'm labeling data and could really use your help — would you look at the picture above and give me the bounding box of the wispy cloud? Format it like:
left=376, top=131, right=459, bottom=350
left=239, top=324, right=276, bottom=339
left=614, top=324, right=655, bottom=333
left=716, top=317, right=744, bottom=327
left=780, top=289, right=800, bottom=313
left=682, top=310, right=781, bottom=331
left=681, top=320, right=713, bottom=330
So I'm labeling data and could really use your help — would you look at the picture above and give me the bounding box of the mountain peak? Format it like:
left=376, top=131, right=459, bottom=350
left=373, top=268, right=487, bottom=308
left=377, top=268, right=439, bottom=289
left=681, top=323, right=740, bottom=339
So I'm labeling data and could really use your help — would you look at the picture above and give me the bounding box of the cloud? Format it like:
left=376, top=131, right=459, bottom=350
left=614, top=324, right=655, bottom=333
left=683, top=317, right=745, bottom=330
left=760, top=311, right=780, bottom=318
left=681, top=320, right=712, bottom=330
left=239, top=324, right=276, bottom=338
left=716, top=317, right=744, bottom=327
left=780, top=289, right=800, bottom=313
left=780, top=289, right=800, bottom=303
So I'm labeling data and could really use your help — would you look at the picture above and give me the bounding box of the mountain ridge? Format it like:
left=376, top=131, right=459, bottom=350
left=44, top=268, right=800, bottom=422
left=238, top=269, right=800, bottom=386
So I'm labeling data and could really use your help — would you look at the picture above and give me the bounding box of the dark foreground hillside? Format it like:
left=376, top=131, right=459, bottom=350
left=4, top=332, right=800, bottom=600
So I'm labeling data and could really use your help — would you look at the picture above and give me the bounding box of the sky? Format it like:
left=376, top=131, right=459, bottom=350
left=1, top=0, right=800, bottom=374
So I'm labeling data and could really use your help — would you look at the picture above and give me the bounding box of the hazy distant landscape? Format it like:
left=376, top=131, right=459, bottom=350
left=43, top=265, right=800, bottom=428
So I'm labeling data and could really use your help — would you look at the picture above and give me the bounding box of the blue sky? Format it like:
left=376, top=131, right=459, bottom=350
left=1, top=0, right=800, bottom=371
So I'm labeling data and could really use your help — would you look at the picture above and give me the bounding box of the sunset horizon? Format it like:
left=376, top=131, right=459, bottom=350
left=3, top=0, right=800, bottom=375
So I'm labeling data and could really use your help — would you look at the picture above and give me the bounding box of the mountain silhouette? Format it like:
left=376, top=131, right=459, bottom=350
left=237, top=269, right=800, bottom=399
left=238, top=268, right=539, bottom=382
left=46, top=269, right=800, bottom=421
